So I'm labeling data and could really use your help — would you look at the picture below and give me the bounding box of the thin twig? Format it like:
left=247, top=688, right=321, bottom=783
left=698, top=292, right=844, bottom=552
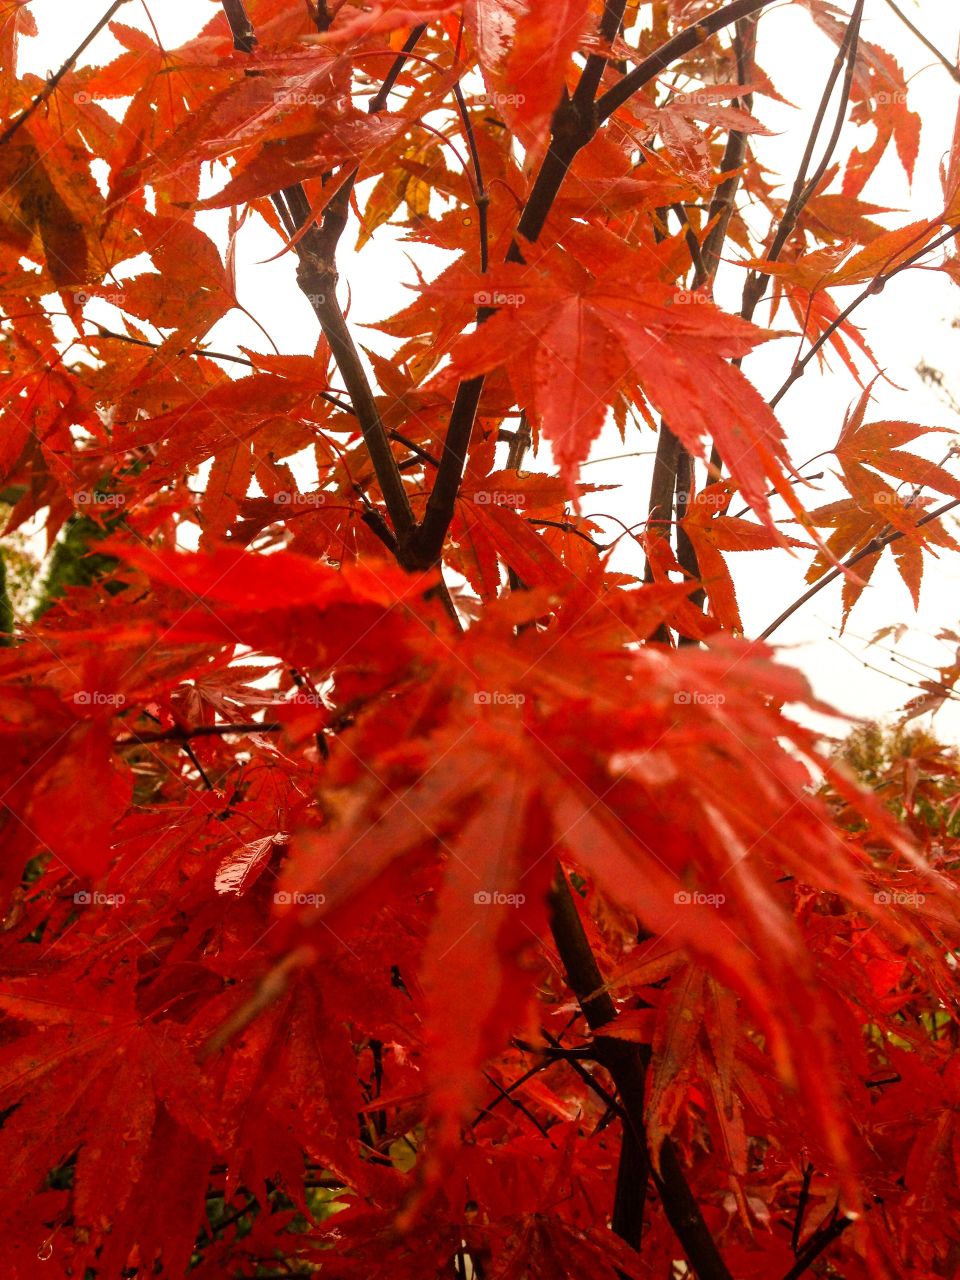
left=219, top=0, right=421, bottom=547
left=0, top=0, right=133, bottom=149
left=769, top=217, right=960, bottom=410
left=741, top=0, right=864, bottom=327
left=881, top=0, right=960, bottom=83
left=88, top=326, right=356, bottom=413
left=452, top=83, right=489, bottom=273
left=781, top=1203, right=855, bottom=1280
left=116, top=721, right=282, bottom=747
left=758, top=498, right=960, bottom=640
left=791, top=1163, right=815, bottom=1255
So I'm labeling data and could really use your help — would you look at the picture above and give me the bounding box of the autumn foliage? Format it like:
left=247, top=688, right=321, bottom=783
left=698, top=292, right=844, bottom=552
left=4, top=0, right=960, bottom=1276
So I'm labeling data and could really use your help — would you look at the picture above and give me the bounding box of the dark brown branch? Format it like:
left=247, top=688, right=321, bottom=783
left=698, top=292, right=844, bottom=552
left=481, top=1070, right=556, bottom=1142
left=452, top=82, right=489, bottom=273
left=791, top=1163, right=815, bottom=1255
left=116, top=721, right=282, bottom=747
left=369, top=25, right=427, bottom=113
left=699, top=18, right=758, bottom=283
left=549, top=870, right=733, bottom=1278
left=0, top=0, right=133, bottom=149
left=781, top=1204, right=854, bottom=1280
left=222, top=0, right=256, bottom=52
left=140, top=708, right=213, bottom=789
left=571, top=0, right=630, bottom=113
left=548, top=872, right=650, bottom=1252
left=472, top=1058, right=555, bottom=1128
left=648, top=18, right=757, bottom=623
left=596, top=0, right=780, bottom=123
left=759, top=497, right=960, bottom=640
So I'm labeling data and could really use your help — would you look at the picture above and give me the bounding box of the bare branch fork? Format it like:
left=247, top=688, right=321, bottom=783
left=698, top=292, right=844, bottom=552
left=548, top=869, right=735, bottom=1280
left=410, top=0, right=782, bottom=571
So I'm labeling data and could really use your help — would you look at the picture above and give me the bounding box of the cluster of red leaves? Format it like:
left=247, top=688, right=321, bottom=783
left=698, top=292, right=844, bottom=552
left=1, top=0, right=960, bottom=1277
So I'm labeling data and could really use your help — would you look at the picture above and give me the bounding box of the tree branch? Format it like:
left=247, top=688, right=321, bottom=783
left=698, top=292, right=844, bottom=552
left=881, top=0, right=960, bottom=83
left=769, top=217, right=960, bottom=410
left=219, top=0, right=420, bottom=548
left=116, top=721, right=282, bottom=747
left=409, top=0, right=778, bottom=572
left=595, top=0, right=780, bottom=124
left=548, top=870, right=733, bottom=1278
left=781, top=1204, right=854, bottom=1280
left=741, top=0, right=864, bottom=327
left=758, top=497, right=960, bottom=640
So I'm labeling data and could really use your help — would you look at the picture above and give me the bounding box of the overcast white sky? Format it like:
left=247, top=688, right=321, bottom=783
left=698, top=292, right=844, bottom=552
left=14, top=0, right=960, bottom=740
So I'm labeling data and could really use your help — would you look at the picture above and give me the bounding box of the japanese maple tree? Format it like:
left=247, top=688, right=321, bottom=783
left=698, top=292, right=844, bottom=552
left=3, top=0, right=960, bottom=1276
